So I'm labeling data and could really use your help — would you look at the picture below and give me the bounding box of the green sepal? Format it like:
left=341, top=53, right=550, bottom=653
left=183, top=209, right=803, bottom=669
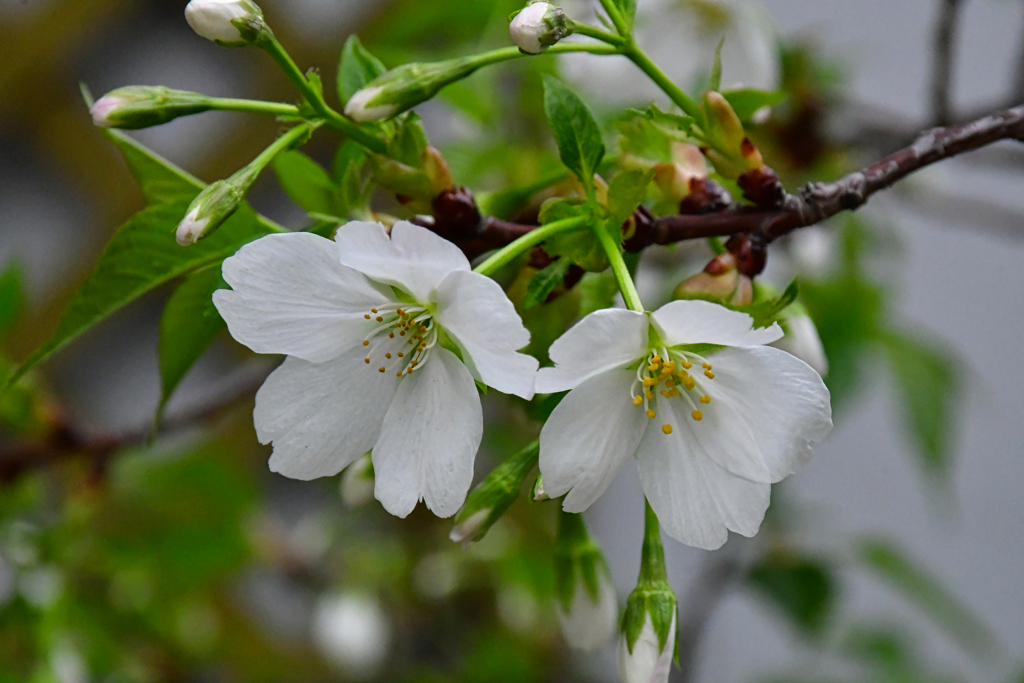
left=621, top=580, right=677, bottom=654
left=337, top=35, right=387, bottom=104
left=449, top=441, right=539, bottom=544
left=709, top=37, right=725, bottom=93
left=553, top=512, right=611, bottom=612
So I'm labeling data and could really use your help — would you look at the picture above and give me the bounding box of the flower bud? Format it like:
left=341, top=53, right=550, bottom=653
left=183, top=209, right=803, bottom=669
left=701, top=91, right=763, bottom=179
left=773, top=312, right=828, bottom=376
left=344, top=56, right=488, bottom=123
left=184, top=0, right=268, bottom=47
left=90, top=86, right=211, bottom=130
left=368, top=146, right=454, bottom=207
left=176, top=171, right=253, bottom=245
left=509, top=2, right=573, bottom=55
left=449, top=442, right=539, bottom=545
left=340, top=453, right=375, bottom=508
left=617, top=610, right=676, bottom=683
left=554, top=512, right=618, bottom=651
left=674, top=252, right=752, bottom=306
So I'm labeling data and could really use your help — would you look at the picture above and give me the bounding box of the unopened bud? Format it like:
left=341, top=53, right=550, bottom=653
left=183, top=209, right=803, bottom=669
left=617, top=609, right=676, bottom=683
left=90, top=86, right=211, bottom=130
left=674, top=253, right=752, bottom=306
left=449, top=442, right=538, bottom=545
left=368, top=145, right=453, bottom=206
left=555, top=512, right=618, bottom=651
left=184, top=0, right=268, bottom=47
left=176, top=171, right=253, bottom=245
left=340, top=453, right=375, bottom=508
left=531, top=473, right=549, bottom=501
left=509, top=2, right=573, bottom=55
left=701, top=91, right=764, bottom=179
left=344, top=56, right=489, bottom=123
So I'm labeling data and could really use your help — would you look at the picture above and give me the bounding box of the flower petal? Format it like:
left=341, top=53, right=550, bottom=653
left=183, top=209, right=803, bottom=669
left=651, top=299, right=783, bottom=348
left=433, top=269, right=538, bottom=399
left=334, top=220, right=470, bottom=301
left=617, top=613, right=675, bottom=683
left=636, top=401, right=770, bottom=549
left=254, top=348, right=400, bottom=480
left=214, top=232, right=388, bottom=363
left=372, top=348, right=482, bottom=518
left=702, top=346, right=832, bottom=481
left=535, top=309, right=649, bottom=394
left=539, top=367, right=648, bottom=512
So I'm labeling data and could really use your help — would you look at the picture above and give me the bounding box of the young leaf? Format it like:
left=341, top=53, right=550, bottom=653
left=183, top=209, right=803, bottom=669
left=859, top=539, right=994, bottom=658
left=0, top=262, right=25, bottom=337
left=524, top=259, right=572, bottom=310
left=157, top=266, right=227, bottom=424
left=337, top=35, right=388, bottom=104
left=542, top=76, right=605, bottom=193
left=607, top=168, right=654, bottom=223
left=745, top=279, right=799, bottom=328
left=4, top=204, right=269, bottom=389
left=747, top=551, right=835, bottom=636
left=880, top=332, right=957, bottom=474
left=709, top=37, right=725, bottom=92
left=722, top=88, right=786, bottom=123
left=611, top=0, right=638, bottom=33
left=272, top=150, right=340, bottom=217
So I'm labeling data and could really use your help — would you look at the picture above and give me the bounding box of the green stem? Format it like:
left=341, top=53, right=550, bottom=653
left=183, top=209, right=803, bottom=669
left=260, top=35, right=388, bottom=154
left=593, top=222, right=644, bottom=312
left=247, top=120, right=318, bottom=170
left=207, top=97, right=300, bottom=117
left=570, top=22, right=627, bottom=45
left=638, top=498, right=667, bottom=584
left=624, top=45, right=701, bottom=120
left=464, top=42, right=622, bottom=70
left=473, top=216, right=588, bottom=276
left=597, top=0, right=630, bottom=36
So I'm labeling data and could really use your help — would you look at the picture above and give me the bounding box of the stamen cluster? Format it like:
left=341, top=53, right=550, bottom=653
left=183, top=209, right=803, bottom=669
left=631, top=349, right=714, bottom=433
left=360, top=304, right=438, bottom=376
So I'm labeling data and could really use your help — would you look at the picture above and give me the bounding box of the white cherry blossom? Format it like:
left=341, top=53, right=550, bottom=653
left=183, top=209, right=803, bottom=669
left=537, top=300, right=832, bottom=549
left=214, top=221, right=538, bottom=518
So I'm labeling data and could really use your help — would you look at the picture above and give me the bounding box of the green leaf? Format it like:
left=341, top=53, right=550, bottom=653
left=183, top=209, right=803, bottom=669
left=542, top=76, right=605, bottom=193
left=104, top=129, right=203, bottom=205
left=5, top=204, right=268, bottom=389
left=611, top=0, right=638, bottom=33
left=272, top=150, right=340, bottom=217
left=387, top=114, right=430, bottom=168
left=537, top=196, right=587, bottom=225
left=709, top=37, right=725, bottom=92
left=333, top=140, right=372, bottom=217
left=524, top=259, right=572, bottom=310
left=156, top=266, right=227, bottom=424
left=607, top=168, right=654, bottom=223
left=722, top=88, right=786, bottom=123
left=0, top=261, right=26, bottom=337
left=616, top=106, right=695, bottom=162
left=880, top=332, right=957, bottom=473
left=745, top=279, right=799, bottom=328
left=747, top=552, right=835, bottom=636
left=337, top=35, right=388, bottom=104
left=859, top=538, right=994, bottom=658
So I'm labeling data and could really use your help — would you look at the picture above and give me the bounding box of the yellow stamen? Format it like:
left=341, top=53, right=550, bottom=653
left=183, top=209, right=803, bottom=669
left=662, top=424, right=673, bottom=435
left=702, top=362, right=712, bottom=370
left=646, top=409, right=656, bottom=418
left=371, top=308, right=378, bottom=313
left=700, top=395, right=710, bottom=404
left=665, top=379, right=675, bottom=388
left=651, top=355, right=661, bottom=363
left=645, top=390, right=653, bottom=400
left=376, top=316, right=384, bottom=322
left=397, top=352, right=404, bottom=358
left=691, top=410, right=703, bottom=421
left=648, top=364, right=660, bottom=372
left=364, top=314, right=371, bottom=320
left=378, top=367, right=385, bottom=373
left=364, top=358, right=370, bottom=364
left=400, top=331, right=406, bottom=336
left=704, top=371, right=715, bottom=379
left=385, top=353, right=391, bottom=359
left=681, top=360, right=692, bottom=369
left=362, top=340, right=369, bottom=346
left=389, top=332, right=395, bottom=338
left=663, top=361, right=676, bottom=372
left=633, top=395, right=643, bottom=406
left=642, top=377, right=658, bottom=387
left=410, top=360, right=418, bottom=366
left=660, top=389, right=673, bottom=398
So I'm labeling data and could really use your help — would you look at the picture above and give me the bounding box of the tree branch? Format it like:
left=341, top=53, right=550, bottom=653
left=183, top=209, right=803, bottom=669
left=931, top=0, right=964, bottom=126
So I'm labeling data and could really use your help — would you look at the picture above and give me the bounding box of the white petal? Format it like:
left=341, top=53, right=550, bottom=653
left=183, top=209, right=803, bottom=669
left=214, top=232, right=389, bottom=363
left=556, top=571, right=618, bottom=651
left=254, top=349, right=400, bottom=480
left=539, top=368, right=648, bottom=512
left=617, top=613, right=675, bottom=683
left=702, top=346, right=832, bottom=481
left=433, top=270, right=538, bottom=399
left=372, top=348, right=482, bottom=518
left=772, top=314, right=829, bottom=377
left=334, top=220, right=470, bottom=302
left=636, top=401, right=770, bottom=549
left=535, top=309, right=649, bottom=394
left=651, top=299, right=783, bottom=348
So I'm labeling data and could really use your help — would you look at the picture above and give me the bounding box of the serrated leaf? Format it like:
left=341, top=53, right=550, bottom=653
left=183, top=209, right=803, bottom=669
left=524, top=259, right=572, bottom=310
left=746, top=279, right=798, bottom=328
left=747, top=552, right=834, bottom=636
left=272, top=150, right=340, bottom=217
left=880, top=332, right=957, bottom=473
left=5, top=204, right=268, bottom=389
left=156, top=266, right=227, bottom=425
left=337, top=35, right=387, bottom=104
left=542, top=76, right=605, bottom=194
left=709, top=37, right=725, bottom=92
left=723, top=88, right=785, bottom=123
left=0, top=261, right=26, bottom=337
left=859, top=539, right=994, bottom=658
left=607, top=168, right=654, bottom=223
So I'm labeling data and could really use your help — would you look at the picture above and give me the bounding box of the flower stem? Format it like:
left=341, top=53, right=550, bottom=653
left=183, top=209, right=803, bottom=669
left=259, top=35, right=388, bottom=154
left=638, top=498, right=667, bottom=585
left=569, top=21, right=627, bottom=46
left=473, top=216, right=588, bottom=276
left=247, top=119, right=320, bottom=171
left=206, top=97, right=301, bottom=117
left=593, top=222, right=645, bottom=312
left=622, top=44, right=701, bottom=120
left=597, top=0, right=631, bottom=36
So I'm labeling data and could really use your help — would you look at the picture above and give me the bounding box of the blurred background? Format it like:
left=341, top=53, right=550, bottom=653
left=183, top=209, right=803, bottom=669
left=1, top=0, right=1023, bottom=681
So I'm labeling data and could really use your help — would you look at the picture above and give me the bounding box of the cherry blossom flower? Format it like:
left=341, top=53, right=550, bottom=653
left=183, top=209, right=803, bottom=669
left=214, top=221, right=538, bottom=518
left=536, top=300, right=832, bottom=549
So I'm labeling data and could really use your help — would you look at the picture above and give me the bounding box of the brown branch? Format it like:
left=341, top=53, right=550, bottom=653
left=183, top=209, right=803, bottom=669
left=931, top=0, right=964, bottom=126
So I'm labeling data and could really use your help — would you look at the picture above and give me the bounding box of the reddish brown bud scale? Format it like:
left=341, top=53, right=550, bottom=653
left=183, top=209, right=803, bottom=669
left=725, top=233, right=768, bottom=277
left=679, top=178, right=732, bottom=215
left=737, top=166, right=786, bottom=208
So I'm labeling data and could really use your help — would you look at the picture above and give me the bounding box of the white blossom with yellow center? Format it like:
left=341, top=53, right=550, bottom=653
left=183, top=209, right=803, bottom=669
left=214, top=221, right=538, bottom=518
left=536, top=300, right=832, bottom=549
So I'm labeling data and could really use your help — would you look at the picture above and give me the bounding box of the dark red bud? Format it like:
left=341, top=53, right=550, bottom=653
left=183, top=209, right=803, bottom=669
left=430, top=186, right=482, bottom=241
left=679, top=178, right=733, bottom=215
left=623, top=205, right=656, bottom=252
left=737, top=166, right=786, bottom=208
left=726, top=232, right=768, bottom=277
